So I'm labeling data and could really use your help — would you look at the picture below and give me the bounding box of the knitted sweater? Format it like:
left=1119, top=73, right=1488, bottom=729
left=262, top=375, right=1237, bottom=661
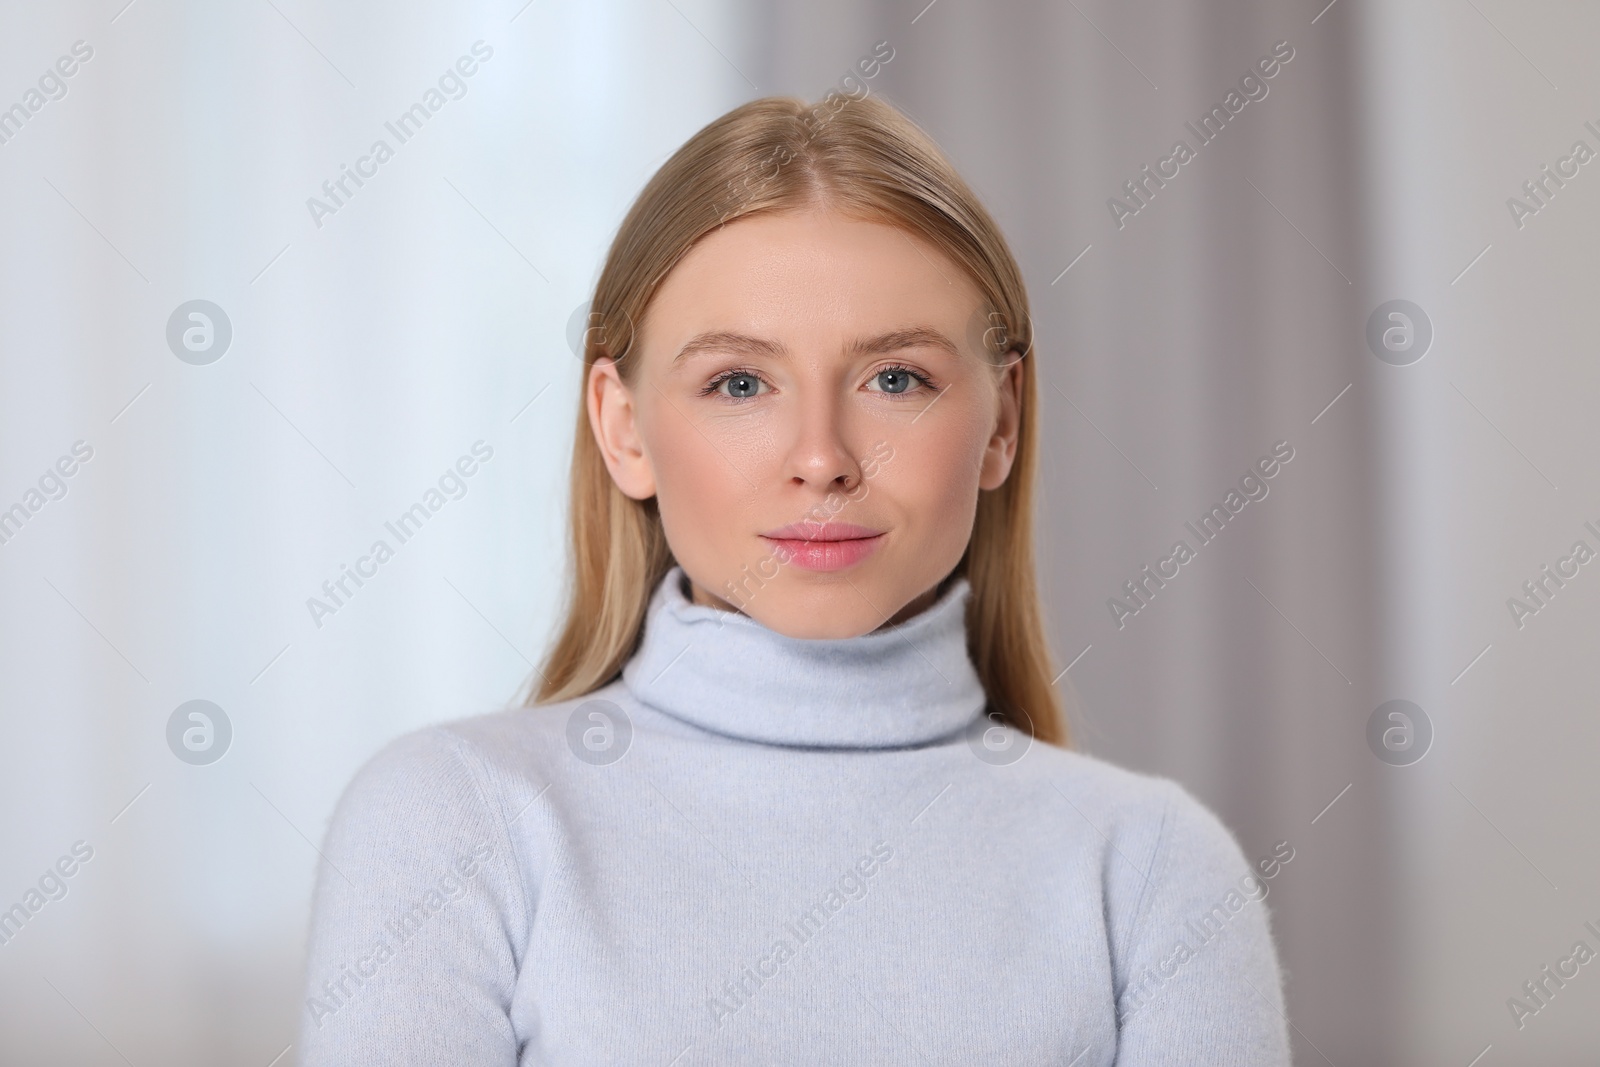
left=298, top=566, right=1291, bottom=1065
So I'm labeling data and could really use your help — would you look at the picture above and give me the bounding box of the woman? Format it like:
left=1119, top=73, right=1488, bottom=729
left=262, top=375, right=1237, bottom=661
left=299, top=94, right=1290, bottom=1065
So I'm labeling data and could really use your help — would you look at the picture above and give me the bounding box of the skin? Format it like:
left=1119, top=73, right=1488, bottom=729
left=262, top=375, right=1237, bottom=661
left=587, top=206, right=1022, bottom=639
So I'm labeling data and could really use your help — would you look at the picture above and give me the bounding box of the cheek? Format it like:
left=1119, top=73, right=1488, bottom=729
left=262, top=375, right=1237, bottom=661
left=878, top=399, right=990, bottom=536
left=642, top=407, right=756, bottom=553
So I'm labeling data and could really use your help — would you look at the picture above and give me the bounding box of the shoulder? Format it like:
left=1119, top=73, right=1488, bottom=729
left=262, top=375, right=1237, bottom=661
left=337, top=683, right=629, bottom=801
left=1013, top=745, right=1289, bottom=1040
left=1012, top=742, right=1245, bottom=873
left=325, top=687, right=621, bottom=856
left=1003, top=742, right=1270, bottom=948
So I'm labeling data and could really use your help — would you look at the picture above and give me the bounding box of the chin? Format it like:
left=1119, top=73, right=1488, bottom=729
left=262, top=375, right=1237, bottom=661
left=749, top=600, right=881, bottom=640
left=740, top=570, right=915, bottom=639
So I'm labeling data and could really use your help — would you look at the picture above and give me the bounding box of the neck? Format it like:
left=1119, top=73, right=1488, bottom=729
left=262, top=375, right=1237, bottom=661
left=685, top=573, right=948, bottom=633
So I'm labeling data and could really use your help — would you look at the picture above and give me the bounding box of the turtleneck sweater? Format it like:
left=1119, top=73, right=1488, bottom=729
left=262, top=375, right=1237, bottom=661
left=298, top=566, right=1291, bottom=1065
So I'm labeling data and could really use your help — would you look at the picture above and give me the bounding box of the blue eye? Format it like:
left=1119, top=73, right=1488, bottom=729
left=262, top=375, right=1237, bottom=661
left=876, top=368, right=914, bottom=394
left=721, top=372, right=761, bottom=398
left=870, top=365, right=932, bottom=396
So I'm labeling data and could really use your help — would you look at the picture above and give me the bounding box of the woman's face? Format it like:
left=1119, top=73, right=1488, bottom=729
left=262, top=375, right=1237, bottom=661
left=588, top=207, right=1022, bottom=639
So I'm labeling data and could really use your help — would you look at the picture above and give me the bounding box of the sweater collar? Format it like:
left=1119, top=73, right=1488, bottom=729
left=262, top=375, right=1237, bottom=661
left=620, top=565, right=987, bottom=749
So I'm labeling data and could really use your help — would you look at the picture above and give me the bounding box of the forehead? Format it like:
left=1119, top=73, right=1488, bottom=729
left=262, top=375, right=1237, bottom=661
left=644, top=208, right=983, bottom=343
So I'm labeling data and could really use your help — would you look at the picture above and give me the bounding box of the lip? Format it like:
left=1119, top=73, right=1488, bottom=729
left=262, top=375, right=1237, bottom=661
left=760, top=521, right=883, bottom=541
left=758, top=521, right=886, bottom=572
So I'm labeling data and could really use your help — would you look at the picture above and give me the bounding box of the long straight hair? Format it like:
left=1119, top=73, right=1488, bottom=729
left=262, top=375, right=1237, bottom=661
left=529, top=94, right=1065, bottom=747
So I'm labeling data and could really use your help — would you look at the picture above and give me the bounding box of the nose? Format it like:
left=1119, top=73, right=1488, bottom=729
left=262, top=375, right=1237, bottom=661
left=781, top=392, right=862, bottom=493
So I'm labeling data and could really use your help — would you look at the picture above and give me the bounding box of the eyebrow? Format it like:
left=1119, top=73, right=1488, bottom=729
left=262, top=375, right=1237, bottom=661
left=671, top=325, right=960, bottom=366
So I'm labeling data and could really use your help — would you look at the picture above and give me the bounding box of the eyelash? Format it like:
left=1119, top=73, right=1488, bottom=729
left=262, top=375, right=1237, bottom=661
left=697, top=363, right=937, bottom=400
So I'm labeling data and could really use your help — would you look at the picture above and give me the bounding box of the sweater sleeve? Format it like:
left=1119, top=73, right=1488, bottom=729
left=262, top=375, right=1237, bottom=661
left=298, top=726, right=526, bottom=1066
left=1110, top=781, right=1292, bottom=1066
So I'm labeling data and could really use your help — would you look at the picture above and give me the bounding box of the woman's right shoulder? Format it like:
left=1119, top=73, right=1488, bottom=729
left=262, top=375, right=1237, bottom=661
left=365, top=689, right=619, bottom=775
left=329, top=682, right=630, bottom=836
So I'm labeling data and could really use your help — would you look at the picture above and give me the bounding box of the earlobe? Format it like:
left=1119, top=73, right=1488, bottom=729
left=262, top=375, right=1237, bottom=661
left=587, top=358, right=657, bottom=500
left=978, top=356, right=1023, bottom=490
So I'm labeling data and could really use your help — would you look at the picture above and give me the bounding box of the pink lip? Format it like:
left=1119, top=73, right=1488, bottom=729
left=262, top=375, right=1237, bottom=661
left=761, top=521, right=883, bottom=541
left=758, top=521, right=886, bottom=572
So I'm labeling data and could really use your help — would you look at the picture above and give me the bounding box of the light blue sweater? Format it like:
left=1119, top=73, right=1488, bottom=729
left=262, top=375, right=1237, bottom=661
left=298, top=566, right=1291, bottom=1065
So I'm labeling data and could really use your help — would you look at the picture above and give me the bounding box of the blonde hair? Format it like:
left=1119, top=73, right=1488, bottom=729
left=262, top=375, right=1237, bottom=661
left=529, top=94, right=1066, bottom=747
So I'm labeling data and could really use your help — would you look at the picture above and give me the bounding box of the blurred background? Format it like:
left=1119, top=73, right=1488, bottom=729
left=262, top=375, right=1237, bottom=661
left=2, top=0, right=1596, bottom=1062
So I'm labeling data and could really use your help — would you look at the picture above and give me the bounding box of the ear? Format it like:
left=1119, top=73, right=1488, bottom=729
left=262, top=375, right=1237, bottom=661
left=977, top=355, right=1023, bottom=491
left=587, top=357, right=657, bottom=500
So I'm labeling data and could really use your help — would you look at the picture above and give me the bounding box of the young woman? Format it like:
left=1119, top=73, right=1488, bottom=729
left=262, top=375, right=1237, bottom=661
left=300, top=95, right=1290, bottom=1065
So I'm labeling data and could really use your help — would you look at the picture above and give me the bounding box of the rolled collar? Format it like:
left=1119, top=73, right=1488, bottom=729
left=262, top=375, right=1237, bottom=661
left=620, top=566, right=987, bottom=749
